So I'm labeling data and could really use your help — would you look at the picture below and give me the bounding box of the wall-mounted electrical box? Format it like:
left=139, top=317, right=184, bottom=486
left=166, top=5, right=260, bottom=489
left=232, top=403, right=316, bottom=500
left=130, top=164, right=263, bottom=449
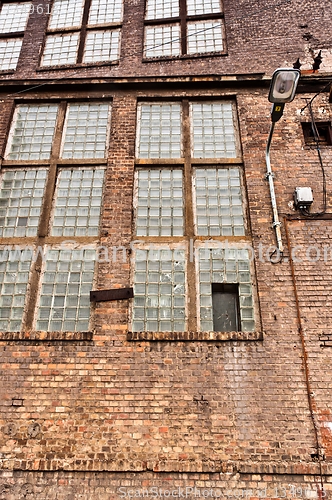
left=294, top=187, right=313, bottom=209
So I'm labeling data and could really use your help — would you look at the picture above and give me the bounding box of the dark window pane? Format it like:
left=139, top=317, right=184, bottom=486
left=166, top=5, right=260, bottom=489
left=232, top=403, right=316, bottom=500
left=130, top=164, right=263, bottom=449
left=212, top=283, right=240, bottom=332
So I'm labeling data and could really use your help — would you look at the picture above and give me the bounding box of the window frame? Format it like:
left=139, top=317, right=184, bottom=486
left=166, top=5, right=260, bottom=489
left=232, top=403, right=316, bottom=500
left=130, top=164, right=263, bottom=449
left=40, top=0, right=123, bottom=68
left=143, top=0, right=226, bottom=60
left=0, top=0, right=31, bottom=72
left=131, top=98, right=261, bottom=339
left=0, top=98, right=112, bottom=335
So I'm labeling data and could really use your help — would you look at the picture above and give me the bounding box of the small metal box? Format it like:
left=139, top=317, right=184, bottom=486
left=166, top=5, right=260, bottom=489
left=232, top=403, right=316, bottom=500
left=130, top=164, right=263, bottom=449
left=294, top=187, right=313, bottom=209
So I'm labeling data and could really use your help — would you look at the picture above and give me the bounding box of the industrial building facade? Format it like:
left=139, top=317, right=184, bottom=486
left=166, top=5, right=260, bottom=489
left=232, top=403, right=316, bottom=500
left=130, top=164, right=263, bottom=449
left=0, top=0, right=332, bottom=498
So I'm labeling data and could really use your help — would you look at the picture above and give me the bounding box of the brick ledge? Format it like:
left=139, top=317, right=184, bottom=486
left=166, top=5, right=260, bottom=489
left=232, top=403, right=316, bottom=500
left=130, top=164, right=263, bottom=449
left=0, top=331, right=93, bottom=341
left=127, top=331, right=263, bottom=341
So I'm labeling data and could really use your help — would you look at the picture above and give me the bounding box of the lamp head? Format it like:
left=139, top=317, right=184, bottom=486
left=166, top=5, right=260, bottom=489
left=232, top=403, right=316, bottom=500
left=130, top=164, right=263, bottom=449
left=268, top=68, right=300, bottom=103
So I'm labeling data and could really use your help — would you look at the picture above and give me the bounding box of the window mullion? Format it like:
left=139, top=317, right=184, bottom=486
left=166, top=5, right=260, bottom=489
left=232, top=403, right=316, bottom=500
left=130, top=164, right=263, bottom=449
left=179, top=0, right=187, bottom=55
left=182, top=100, right=197, bottom=331
left=37, top=101, right=66, bottom=238
left=77, top=0, right=92, bottom=63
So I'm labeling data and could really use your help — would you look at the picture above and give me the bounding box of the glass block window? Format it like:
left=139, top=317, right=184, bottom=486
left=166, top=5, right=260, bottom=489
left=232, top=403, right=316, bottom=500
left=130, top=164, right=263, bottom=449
left=190, top=102, right=236, bottom=158
left=6, top=104, right=59, bottom=160
left=145, top=25, right=181, bottom=58
left=145, top=0, right=179, bottom=20
left=0, top=39, right=23, bottom=70
left=137, top=103, right=181, bottom=158
left=41, top=33, right=80, bottom=67
left=194, top=168, right=245, bottom=236
left=0, top=169, right=47, bottom=238
left=61, top=103, right=111, bottom=159
left=83, top=30, right=120, bottom=63
left=51, top=168, right=104, bottom=237
left=198, top=247, right=255, bottom=332
left=36, top=248, right=96, bottom=332
left=187, top=21, right=223, bottom=54
left=187, top=0, right=221, bottom=15
left=133, top=248, right=186, bottom=332
left=136, top=169, right=184, bottom=237
left=48, top=0, right=84, bottom=29
left=0, top=248, right=32, bottom=332
left=88, top=0, right=123, bottom=24
left=0, top=2, right=31, bottom=33
left=144, top=0, right=224, bottom=58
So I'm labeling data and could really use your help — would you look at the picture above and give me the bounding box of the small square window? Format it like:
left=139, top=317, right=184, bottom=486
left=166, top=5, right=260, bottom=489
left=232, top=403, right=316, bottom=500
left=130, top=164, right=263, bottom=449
left=302, top=122, right=332, bottom=146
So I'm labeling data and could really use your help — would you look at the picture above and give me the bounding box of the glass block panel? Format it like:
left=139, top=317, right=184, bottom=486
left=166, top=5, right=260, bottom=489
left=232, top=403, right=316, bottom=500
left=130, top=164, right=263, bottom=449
left=0, top=247, right=32, bottom=332
left=61, top=102, right=111, bottom=159
left=144, top=24, right=181, bottom=58
left=51, top=168, right=104, bottom=237
left=133, top=248, right=186, bottom=332
left=6, top=104, right=58, bottom=160
left=0, top=2, right=31, bottom=33
left=187, top=21, right=223, bottom=54
left=198, top=247, right=254, bottom=332
left=0, top=39, right=22, bottom=70
left=145, top=0, right=179, bottom=19
left=187, top=0, right=221, bottom=15
left=194, top=167, right=245, bottom=236
left=41, top=33, right=79, bottom=66
left=89, top=0, right=123, bottom=24
left=191, top=102, right=237, bottom=158
left=36, top=248, right=95, bottom=332
left=83, top=29, right=120, bottom=63
left=137, top=103, right=181, bottom=158
left=136, top=169, right=183, bottom=237
left=48, top=0, right=84, bottom=29
left=0, top=169, right=47, bottom=237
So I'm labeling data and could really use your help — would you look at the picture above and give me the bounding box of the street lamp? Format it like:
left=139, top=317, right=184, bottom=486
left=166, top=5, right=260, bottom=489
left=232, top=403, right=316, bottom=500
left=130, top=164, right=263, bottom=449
left=265, top=68, right=300, bottom=260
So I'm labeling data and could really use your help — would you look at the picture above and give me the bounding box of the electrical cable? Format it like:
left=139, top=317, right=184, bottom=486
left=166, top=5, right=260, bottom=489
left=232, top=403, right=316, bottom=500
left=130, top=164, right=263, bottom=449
left=0, top=0, right=293, bottom=101
left=300, top=80, right=332, bottom=114
left=299, top=100, right=327, bottom=218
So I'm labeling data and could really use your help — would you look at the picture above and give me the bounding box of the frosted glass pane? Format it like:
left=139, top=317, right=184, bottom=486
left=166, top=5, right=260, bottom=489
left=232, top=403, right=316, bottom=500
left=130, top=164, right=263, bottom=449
left=41, top=33, right=79, bottom=66
left=36, top=248, right=95, bottom=332
left=48, top=0, right=84, bottom=29
left=84, top=30, right=120, bottom=63
left=187, top=21, right=223, bottom=54
left=0, top=169, right=47, bottom=237
left=6, top=104, right=58, bottom=160
left=137, top=103, right=181, bottom=158
left=89, top=0, right=123, bottom=24
left=0, top=39, right=22, bottom=71
left=145, top=0, right=179, bottom=19
left=187, top=0, right=221, bottom=15
left=51, top=168, right=104, bottom=237
left=0, top=3, right=31, bottom=33
left=145, top=24, right=181, bottom=58
left=191, top=102, right=237, bottom=158
left=133, top=248, right=186, bottom=331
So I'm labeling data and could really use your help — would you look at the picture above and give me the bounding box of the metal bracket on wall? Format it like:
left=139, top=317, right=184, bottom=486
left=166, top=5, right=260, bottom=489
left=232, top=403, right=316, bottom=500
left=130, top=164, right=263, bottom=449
left=90, top=288, right=134, bottom=302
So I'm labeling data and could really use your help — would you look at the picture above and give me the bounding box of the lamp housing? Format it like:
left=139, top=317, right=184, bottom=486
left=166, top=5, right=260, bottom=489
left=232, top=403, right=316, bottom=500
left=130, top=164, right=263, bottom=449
left=268, top=68, right=300, bottom=103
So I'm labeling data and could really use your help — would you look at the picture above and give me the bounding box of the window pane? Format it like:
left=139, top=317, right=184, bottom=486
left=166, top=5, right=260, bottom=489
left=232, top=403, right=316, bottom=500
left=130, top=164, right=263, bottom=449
left=187, top=0, right=221, bottom=15
left=0, top=2, right=31, bottom=33
left=0, top=247, right=32, bottom=332
left=0, top=169, right=47, bottom=237
left=41, top=33, right=80, bottom=66
left=133, top=248, right=186, bottom=332
left=198, top=247, right=254, bottom=332
left=144, top=24, right=181, bottom=58
left=137, top=103, right=181, bottom=158
left=36, top=248, right=95, bottom=332
left=212, top=283, right=240, bottom=332
left=51, top=168, right=104, bottom=237
left=194, top=168, right=244, bottom=236
left=191, top=102, right=237, bottom=158
left=48, top=0, right=84, bottom=29
left=83, top=30, right=120, bottom=63
left=187, top=21, right=223, bottom=54
left=89, top=0, right=123, bottom=24
left=6, top=104, right=59, bottom=160
left=136, top=169, right=184, bottom=237
left=61, top=103, right=111, bottom=159
left=145, top=0, right=179, bottom=19
left=0, top=39, right=22, bottom=70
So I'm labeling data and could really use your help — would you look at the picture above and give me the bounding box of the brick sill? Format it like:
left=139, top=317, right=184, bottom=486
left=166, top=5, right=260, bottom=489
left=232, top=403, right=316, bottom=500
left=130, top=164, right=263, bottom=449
left=0, top=331, right=93, bottom=341
left=128, top=331, right=262, bottom=341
